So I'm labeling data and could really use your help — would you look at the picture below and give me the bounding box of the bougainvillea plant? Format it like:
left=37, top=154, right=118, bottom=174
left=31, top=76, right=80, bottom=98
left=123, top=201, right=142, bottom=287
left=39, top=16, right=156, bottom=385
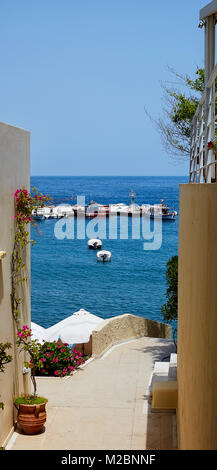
left=35, top=342, right=85, bottom=377
left=16, top=327, right=85, bottom=383
left=11, top=187, right=49, bottom=326
left=11, top=188, right=50, bottom=396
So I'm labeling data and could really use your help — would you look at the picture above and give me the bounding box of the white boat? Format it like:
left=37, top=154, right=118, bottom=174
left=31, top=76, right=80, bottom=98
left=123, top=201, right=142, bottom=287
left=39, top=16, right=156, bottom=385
left=86, top=202, right=109, bottom=217
left=88, top=238, right=102, bottom=249
left=53, top=205, right=75, bottom=219
left=141, top=201, right=177, bottom=220
left=96, top=250, right=112, bottom=262
left=32, top=208, right=45, bottom=220
left=109, top=203, right=130, bottom=215
left=71, top=205, right=86, bottom=216
left=129, top=204, right=141, bottom=216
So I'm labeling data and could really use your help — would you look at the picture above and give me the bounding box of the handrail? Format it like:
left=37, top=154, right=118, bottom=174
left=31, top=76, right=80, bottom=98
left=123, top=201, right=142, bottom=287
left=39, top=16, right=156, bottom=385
left=190, top=63, right=217, bottom=183
left=207, top=63, right=217, bottom=88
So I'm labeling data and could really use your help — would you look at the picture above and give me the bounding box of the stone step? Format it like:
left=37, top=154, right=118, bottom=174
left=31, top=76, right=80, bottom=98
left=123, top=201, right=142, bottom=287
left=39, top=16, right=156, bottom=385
left=153, top=361, right=169, bottom=375
left=170, top=353, right=177, bottom=364
left=168, top=353, right=177, bottom=380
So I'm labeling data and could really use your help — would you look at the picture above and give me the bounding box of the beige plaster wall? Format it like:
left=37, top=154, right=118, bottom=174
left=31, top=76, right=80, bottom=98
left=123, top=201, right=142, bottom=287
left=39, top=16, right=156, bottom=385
left=92, top=313, right=172, bottom=357
left=0, top=122, right=30, bottom=447
left=178, top=183, right=217, bottom=450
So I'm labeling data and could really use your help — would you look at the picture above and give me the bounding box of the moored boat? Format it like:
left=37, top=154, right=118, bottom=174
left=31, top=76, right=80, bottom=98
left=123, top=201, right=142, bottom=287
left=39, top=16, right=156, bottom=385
left=96, top=250, right=112, bottom=262
left=141, top=200, right=177, bottom=220
left=88, top=239, right=103, bottom=249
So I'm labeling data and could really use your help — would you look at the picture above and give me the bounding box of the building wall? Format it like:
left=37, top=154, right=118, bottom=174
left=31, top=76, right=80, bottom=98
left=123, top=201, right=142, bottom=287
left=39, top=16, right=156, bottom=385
left=0, top=122, right=30, bottom=447
left=178, top=183, right=217, bottom=450
left=92, top=313, right=172, bottom=357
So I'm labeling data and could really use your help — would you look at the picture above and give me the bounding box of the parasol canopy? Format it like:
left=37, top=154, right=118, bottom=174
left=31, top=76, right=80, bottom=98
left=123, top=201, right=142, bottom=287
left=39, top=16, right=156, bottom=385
left=31, top=308, right=103, bottom=345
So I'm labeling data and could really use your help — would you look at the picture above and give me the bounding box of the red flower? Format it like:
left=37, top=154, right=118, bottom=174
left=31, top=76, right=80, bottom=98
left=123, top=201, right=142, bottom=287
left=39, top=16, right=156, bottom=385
left=207, top=141, right=214, bottom=149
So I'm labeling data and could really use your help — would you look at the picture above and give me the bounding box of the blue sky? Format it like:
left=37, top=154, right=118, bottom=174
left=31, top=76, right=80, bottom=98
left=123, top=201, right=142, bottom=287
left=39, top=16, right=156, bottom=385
left=0, top=0, right=207, bottom=176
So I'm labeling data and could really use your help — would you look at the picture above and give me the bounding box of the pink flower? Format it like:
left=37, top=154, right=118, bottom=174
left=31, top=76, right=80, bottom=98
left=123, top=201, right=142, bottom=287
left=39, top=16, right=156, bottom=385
left=54, top=370, right=60, bottom=376
left=53, top=357, right=58, bottom=363
left=46, top=353, right=51, bottom=357
left=17, top=331, right=25, bottom=338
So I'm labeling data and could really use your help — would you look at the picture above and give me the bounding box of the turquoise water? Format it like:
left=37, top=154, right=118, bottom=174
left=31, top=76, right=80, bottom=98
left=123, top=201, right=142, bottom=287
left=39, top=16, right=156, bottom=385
left=31, top=176, right=187, bottom=329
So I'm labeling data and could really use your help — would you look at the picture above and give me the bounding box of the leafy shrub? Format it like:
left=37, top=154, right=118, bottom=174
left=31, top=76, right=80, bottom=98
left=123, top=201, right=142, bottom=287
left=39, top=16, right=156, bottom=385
left=161, top=255, right=178, bottom=323
left=14, top=395, right=48, bottom=406
left=35, top=341, right=85, bottom=377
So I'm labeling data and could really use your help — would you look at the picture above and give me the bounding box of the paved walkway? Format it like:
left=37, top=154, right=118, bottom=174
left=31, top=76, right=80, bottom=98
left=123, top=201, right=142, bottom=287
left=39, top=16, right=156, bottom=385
left=9, top=337, right=177, bottom=450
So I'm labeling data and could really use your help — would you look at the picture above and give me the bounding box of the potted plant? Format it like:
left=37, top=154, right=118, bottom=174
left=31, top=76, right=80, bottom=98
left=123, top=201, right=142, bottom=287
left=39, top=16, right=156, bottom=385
left=14, top=325, right=48, bottom=435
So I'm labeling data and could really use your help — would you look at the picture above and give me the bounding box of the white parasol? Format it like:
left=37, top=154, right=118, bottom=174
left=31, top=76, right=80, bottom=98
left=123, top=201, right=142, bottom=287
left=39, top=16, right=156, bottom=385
left=31, top=308, right=103, bottom=345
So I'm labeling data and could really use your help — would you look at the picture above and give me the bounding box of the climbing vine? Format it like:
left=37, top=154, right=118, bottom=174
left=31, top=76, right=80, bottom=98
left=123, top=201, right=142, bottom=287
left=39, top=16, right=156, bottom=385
left=11, top=188, right=49, bottom=327
left=11, top=188, right=49, bottom=395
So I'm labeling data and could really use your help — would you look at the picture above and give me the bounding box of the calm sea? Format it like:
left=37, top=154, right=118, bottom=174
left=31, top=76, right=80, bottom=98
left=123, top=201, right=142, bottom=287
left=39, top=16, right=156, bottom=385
left=31, top=176, right=187, bottom=329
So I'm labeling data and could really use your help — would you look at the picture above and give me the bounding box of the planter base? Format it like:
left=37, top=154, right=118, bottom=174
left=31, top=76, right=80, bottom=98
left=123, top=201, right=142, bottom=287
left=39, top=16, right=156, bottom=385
left=17, top=403, right=47, bottom=435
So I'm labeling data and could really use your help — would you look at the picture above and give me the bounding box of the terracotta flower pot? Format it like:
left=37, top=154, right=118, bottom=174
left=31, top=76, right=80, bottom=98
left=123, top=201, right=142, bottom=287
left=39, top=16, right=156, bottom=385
left=17, top=402, right=47, bottom=435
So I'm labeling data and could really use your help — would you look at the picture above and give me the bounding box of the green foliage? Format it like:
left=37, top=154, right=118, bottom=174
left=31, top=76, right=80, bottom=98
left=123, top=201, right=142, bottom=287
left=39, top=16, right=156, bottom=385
left=0, top=342, right=12, bottom=410
left=146, top=67, right=205, bottom=159
left=184, top=68, right=205, bottom=93
left=161, top=256, right=178, bottom=323
left=0, top=342, right=12, bottom=373
left=14, top=395, right=48, bottom=406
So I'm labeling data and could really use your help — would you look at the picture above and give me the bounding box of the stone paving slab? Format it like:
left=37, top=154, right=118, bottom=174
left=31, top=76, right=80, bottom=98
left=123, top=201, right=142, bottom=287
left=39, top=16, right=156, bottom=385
left=8, top=337, right=176, bottom=450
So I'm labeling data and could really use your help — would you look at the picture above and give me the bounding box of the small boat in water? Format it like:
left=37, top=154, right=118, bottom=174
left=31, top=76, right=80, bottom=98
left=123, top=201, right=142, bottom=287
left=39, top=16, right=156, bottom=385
left=141, top=200, right=177, bottom=220
left=97, top=250, right=112, bottom=262
left=88, top=239, right=103, bottom=249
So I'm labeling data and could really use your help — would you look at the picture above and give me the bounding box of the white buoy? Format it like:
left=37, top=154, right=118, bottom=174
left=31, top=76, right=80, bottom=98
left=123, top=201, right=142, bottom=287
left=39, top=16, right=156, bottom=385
left=88, top=238, right=102, bottom=250
left=96, top=250, right=111, bottom=262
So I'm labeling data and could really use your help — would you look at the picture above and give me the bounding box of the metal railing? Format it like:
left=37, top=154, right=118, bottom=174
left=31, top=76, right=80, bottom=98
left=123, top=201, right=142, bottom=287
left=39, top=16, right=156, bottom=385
left=190, top=64, right=217, bottom=183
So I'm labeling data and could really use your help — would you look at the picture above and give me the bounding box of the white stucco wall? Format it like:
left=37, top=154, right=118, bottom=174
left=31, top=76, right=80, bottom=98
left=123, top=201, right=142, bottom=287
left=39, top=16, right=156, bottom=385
left=0, top=122, right=30, bottom=447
